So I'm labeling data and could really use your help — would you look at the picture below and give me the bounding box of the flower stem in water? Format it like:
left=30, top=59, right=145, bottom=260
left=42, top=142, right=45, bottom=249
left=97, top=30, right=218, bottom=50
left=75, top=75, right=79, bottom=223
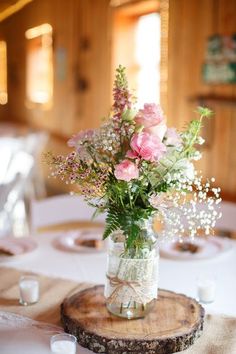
left=120, top=302, right=123, bottom=314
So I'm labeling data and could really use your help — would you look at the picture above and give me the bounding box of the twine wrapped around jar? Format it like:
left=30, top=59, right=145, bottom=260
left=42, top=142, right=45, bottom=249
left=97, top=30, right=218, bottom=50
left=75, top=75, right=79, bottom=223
left=106, top=274, right=157, bottom=305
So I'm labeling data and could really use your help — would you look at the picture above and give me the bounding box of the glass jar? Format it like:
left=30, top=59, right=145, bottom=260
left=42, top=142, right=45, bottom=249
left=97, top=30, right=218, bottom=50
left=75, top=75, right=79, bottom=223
left=104, top=218, right=159, bottom=319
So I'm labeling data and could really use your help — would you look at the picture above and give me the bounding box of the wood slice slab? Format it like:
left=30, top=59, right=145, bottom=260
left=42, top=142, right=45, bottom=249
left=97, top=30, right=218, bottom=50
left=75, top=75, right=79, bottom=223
left=61, top=285, right=205, bottom=354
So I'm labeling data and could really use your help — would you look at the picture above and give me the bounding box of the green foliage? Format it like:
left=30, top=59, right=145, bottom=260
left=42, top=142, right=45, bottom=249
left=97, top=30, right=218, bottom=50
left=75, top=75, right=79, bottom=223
left=121, top=108, right=137, bottom=121
left=180, top=107, right=210, bottom=159
left=196, top=106, right=213, bottom=118
left=114, top=65, right=128, bottom=89
left=103, top=207, right=121, bottom=240
left=103, top=204, right=154, bottom=250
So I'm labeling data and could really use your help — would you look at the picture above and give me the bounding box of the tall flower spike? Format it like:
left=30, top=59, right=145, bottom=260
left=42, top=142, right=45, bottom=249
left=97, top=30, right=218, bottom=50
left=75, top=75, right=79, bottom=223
left=113, top=65, right=132, bottom=121
left=114, top=65, right=128, bottom=89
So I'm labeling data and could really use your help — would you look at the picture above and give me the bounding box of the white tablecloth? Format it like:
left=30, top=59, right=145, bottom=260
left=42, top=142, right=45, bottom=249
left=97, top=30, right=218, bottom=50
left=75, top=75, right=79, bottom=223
left=1, top=231, right=236, bottom=317
left=0, top=311, right=91, bottom=354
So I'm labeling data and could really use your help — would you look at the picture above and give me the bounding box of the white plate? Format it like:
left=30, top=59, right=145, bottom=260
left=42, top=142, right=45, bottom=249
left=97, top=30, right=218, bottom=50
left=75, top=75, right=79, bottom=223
left=0, top=237, right=38, bottom=262
left=53, top=227, right=106, bottom=253
left=159, top=236, right=233, bottom=261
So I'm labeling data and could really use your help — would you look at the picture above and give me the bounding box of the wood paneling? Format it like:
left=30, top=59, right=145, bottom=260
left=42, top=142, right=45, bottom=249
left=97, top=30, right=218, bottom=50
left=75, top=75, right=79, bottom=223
left=74, top=0, right=112, bottom=132
left=168, top=0, right=236, bottom=199
left=0, top=0, right=111, bottom=137
left=0, top=1, right=18, bottom=13
left=0, top=0, right=112, bottom=195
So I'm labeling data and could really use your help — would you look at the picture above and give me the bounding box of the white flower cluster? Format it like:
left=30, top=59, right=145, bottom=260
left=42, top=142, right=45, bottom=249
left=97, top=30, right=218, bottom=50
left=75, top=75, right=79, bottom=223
left=150, top=174, right=222, bottom=242
left=93, top=121, right=121, bottom=157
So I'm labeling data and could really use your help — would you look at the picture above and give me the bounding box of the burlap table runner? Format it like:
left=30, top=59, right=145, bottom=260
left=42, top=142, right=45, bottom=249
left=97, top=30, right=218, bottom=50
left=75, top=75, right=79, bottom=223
left=0, top=267, right=235, bottom=353
left=0, top=267, right=89, bottom=325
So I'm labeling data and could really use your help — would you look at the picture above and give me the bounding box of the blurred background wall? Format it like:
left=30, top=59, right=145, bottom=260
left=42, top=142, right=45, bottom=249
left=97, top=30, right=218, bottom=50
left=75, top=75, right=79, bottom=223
left=0, top=0, right=111, bottom=135
left=168, top=0, right=236, bottom=201
left=0, top=0, right=235, bottom=199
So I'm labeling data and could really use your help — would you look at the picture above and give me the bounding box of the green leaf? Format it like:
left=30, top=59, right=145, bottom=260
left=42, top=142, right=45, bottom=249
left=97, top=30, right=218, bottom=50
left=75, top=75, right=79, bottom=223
left=115, top=65, right=128, bottom=89
left=126, top=223, right=140, bottom=249
left=103, top=208, right=120, bottom=239
left=196, top=106, right=213, bottom=118
left=121, top=108, right=137, bottom=121
left=91, top=207, right=104, bottom=220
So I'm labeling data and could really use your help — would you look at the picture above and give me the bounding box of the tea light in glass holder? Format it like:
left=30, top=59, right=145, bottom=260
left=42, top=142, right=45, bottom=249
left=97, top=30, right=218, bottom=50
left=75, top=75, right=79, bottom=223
left=19, top=275, right=39, bottom=306
left=50, top=333, right=77, bottom=354
left=197, top=275, right=216, bottom=304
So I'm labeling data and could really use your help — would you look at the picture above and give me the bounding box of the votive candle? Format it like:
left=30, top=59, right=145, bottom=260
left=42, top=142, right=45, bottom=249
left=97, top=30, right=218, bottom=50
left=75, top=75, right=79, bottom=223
left=197, top=276, right=216, bottom=303
left=19, top=275, right=39, bottom=306
left=50, top=334, right=77, bottom=354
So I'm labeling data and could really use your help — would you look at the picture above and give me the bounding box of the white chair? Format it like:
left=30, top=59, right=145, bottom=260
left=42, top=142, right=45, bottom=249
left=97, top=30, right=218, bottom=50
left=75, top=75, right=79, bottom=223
left=0, top=132, right=48, bottom=236
left=0, top=173, right=31, bottom=237
left=30, top=194, right=106, bottom=234
left=0, top=137, right=25, bottom=184
left=23, top=132, right=49, bottom=199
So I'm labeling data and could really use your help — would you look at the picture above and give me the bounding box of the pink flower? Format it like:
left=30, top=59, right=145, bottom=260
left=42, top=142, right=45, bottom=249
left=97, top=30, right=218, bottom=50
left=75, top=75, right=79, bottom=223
left=165, top=128, right=182, bottom=146
left=126, top=150, right=139, bottom=159
left=68, top=130, right=94, bottom=147
left=135, top=103, right=167, bottom=140
left=114, top=160, right=139, bottom=182
left=130, top=132, right=166, bottom=162
left=145, top=122, right=167, bottom=141
left=136, top=103, right=164, bottom=127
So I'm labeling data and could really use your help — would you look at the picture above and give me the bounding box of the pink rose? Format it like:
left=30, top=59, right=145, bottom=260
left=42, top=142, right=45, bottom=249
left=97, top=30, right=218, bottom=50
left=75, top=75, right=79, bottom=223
left=145, top=122, right=167, bottom=141
left=130, top=132, right=166, bottom=162
left=126, top=150, right=139, bottom=159
left=135, top=103, right=167, bottom=140
left=114, top=160, right=139, bottom=182
left=136, top=103, right=164, bottom=127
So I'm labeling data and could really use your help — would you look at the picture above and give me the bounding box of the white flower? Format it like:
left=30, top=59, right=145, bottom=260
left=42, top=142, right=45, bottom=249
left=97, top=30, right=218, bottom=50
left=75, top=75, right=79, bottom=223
left=197, top=137, right=205, bottom=145
left=149, top=193, right=173, bottom=210
left=174, top=159, right=195, bottom=181
left=193, top=151, right=202, bottom=161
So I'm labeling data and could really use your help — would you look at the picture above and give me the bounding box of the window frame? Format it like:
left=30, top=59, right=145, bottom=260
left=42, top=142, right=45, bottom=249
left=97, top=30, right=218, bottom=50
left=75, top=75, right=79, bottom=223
left=25, top=23, right=53, bottom=110
left=0, top=40, right=8, bottom=105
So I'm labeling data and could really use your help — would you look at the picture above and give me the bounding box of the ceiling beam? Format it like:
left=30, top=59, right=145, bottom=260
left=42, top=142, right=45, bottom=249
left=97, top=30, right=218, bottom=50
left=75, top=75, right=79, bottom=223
left=0, top=0, right=34, bottom=22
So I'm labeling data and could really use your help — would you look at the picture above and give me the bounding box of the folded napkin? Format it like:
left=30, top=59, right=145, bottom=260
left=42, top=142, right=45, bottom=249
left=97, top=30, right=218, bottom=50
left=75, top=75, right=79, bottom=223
left=0, top=238, right=24, bottom=256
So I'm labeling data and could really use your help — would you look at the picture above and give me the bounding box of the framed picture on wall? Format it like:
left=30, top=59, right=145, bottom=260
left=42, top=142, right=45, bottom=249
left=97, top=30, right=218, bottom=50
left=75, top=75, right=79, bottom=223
left=202, top=34, right=236, bottom=84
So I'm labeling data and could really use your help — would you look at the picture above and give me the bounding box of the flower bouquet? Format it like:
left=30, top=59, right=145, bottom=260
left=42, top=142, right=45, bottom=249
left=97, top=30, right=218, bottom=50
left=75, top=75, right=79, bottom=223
left=48, top=66, right=221, bottom=319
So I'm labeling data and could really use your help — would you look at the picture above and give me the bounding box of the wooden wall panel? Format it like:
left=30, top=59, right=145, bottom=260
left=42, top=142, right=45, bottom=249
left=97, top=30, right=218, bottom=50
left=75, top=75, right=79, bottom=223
left=0, top=0, right=111, bottom=195
left=0, top=0, right=111, bottom=138
left=168, top=0, right=236, bottom=199
left=74, top=0, right=112, bottom=132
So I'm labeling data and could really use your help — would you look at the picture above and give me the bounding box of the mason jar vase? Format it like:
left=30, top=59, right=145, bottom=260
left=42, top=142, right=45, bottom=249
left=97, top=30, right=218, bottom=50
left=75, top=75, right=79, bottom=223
left=104, top=224, right=159, bottom=319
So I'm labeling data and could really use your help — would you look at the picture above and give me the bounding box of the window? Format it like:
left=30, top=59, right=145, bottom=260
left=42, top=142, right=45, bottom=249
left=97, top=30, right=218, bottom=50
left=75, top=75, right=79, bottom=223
left=0, top=41, right=7, bottom=105
left=25, top=23, right=53, bottom=107
left=112, top=1, right=160, bottom=107
left=135, top=13, right=160, bottom=107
